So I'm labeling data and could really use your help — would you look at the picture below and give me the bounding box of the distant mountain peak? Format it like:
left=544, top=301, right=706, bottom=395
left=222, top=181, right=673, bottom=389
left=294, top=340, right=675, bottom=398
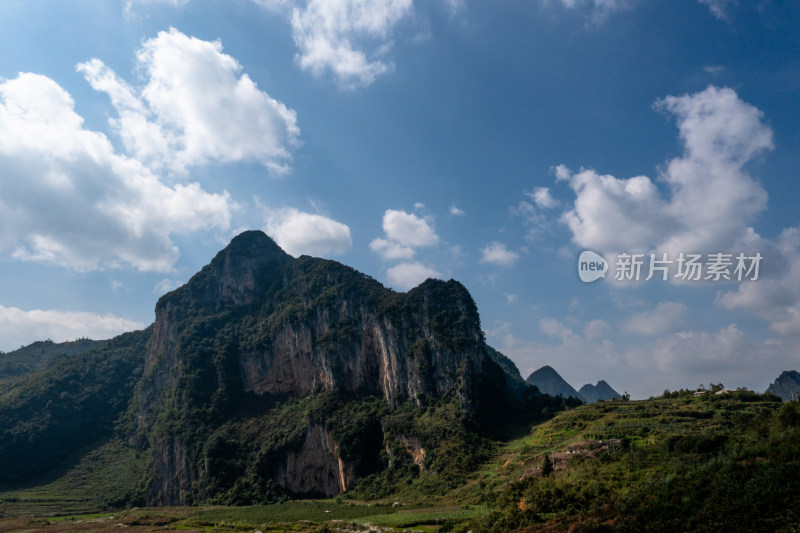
left=766, top=370, right=800, bottom=401
left=579, top=380, right=622, bottom=403
left=526, top=365, right=584, bottom=401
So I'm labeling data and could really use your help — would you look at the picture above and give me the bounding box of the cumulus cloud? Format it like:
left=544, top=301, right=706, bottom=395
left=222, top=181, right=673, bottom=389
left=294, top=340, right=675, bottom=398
left=263, top=207, right=352, bottom=257
left=0, top=72, right=234, bottom=272
left=450, top=205, right=466, bottom=216
left=79, top=28, right=300, bottom=174
left=382, top=209, right=439, bottom=247
left=621, top=301, right=688, bottom=337
left=0, top=305, right=146, bottom=353
left=531, top=187, right=559, bottom=209
left=386, top=261, right=442, bottom=290
left=290, top=0, right=414, bottom=88
left=369, top=237, right=415, bottom=260
left=480, top=242, right=520, bottom=267
left=558, top=86, right=772, bottom=255
left=717, top=227, right=800, bottom=336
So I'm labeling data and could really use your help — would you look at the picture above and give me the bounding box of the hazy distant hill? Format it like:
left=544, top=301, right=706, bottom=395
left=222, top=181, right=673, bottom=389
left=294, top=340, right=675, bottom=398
left=526, top=365, right=584, bottom=401
left=579, top=380, right=622, bottom=403
left=0, top=338, right=106, bottom=379
left=766, top=370, right=800, bottom=401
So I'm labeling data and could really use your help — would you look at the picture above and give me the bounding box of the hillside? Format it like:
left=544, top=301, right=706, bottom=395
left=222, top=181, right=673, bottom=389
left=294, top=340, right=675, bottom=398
left=2, top=391, right=799, bottom=532
left=0, top=338, right=106, bottom=379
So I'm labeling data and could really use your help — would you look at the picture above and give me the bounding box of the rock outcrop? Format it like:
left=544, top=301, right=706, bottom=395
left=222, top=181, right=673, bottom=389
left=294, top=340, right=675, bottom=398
left=766, top=370, right=800, bottom=401
left=128, top=230, right=522, bottom=504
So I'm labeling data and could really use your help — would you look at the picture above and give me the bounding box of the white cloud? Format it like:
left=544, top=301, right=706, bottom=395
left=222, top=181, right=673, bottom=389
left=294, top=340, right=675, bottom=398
left=548, top=0, right=635, bottom=23
left=698, top=0, right=735, bottom=20
left=386, top=261, right=441, bottom=290
left=290, top=0, right=414, bottom=88
left=621, top=301, right=688, bottom=337
left=0, top=305, right=146, bottom=353
left=584, top=319, right=611, bottom=341
left=79, top=28, right=300, bottom=174
left=382, top=209, right=439, bottom=248
left=369, top=237, right=415, bottom=260
left=153, top=278, right=182, bottom=295
left=0, top=72, right=234, bottom=272
left=559, top=86, right=772, bottom=255
left=449, top=204, right=466, bottom=216
left=487, top=317, right=790, bottom=399
left=531, top=187, right=559, bottom=209
left=480, top=241, right=520, bottom=267
left=504, top=292, right=518, bottom=304
left=263, top=207, right=352, bottom=257
left=717, top=227, right=800, bottom=336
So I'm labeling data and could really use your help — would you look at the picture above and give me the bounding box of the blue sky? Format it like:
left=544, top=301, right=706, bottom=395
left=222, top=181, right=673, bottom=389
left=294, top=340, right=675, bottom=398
left=0, top=0, right=798, bottom=397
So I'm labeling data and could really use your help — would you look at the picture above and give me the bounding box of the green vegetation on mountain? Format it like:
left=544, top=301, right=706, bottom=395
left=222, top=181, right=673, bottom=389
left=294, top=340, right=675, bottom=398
left=0, top=338, right=106, bottom=379
left=0, top=329, right=150, bottom=486
left=1, top=232, right=799, bottom=532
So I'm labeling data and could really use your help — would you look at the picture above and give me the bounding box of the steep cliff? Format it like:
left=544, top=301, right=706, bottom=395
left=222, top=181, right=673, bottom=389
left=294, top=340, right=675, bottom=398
left=127, top=230, right=521, bottom=504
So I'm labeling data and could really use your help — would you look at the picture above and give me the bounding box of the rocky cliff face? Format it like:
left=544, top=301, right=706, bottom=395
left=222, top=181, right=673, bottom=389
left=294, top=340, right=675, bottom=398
left=766, top=370, right=800, bottom=401
left=128, top=230, right=515, bottom=505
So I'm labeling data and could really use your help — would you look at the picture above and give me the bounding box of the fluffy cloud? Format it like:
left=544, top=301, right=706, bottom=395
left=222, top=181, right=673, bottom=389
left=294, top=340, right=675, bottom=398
left=0, top=72, right=234, bottom=272
left=0, top=305, right=145, bottom=353
left=369, top=238, right=415, bottom=260
left=79, top=28, right=300, bottom=174
left=450, top=205, right=466, bottom=216
left=291, top=0, right=414, bottom=88
left=531, top=187, right=559, bottom=209
left=263, top=207, right=352, bottom=257
left=480, top=242, right=520, bottom=267
left=717, top=227, right=800, bottom=336
left=386, top=261, right=442, bottom=290
left=382, top=209, right=439, bottom=247
left=559, top=86, right=772, bottom=255
left=621, top=301, right=688, bottom=337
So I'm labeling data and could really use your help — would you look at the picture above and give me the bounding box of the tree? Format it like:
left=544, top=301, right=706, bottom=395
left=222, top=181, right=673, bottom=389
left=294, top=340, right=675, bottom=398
left=542, top=453, right=554, bottom=477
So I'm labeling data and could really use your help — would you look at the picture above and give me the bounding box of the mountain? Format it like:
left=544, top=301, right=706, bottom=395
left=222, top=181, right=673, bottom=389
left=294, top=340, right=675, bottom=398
left=526, top=365, right=584, bottom=401
left=0, top=338, right=106, bottom=379
left=0, top=230, right=552, bottom=506
left=579, top=380, right=622, bottom=403
left=766, top=370, right=800, bottom=401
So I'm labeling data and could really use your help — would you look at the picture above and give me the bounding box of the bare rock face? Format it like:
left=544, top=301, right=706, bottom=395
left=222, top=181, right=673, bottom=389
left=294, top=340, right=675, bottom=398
left=275, top=423, right=356, bottom=497
left=128, top=230, right=506, bottom=505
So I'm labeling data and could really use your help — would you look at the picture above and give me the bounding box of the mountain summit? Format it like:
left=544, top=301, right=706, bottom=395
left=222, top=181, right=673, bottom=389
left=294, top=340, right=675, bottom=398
left=127, top=231, right=527, bottom=503
left=579, top=380, right=622, bottom=403
left=526, top=365, right=584, bottom=401
left=1, top=231, right=558, bottom=506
